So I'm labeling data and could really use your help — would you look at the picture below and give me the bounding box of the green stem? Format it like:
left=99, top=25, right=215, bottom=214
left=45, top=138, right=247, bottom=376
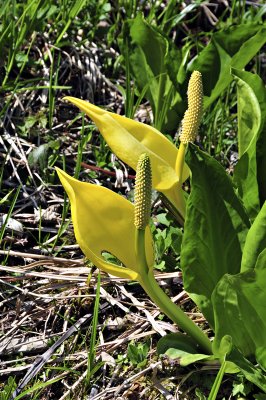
left=134, top=150, right=212, bottom=354
left=135, top=228, right=149, bottom=274
left=160, top=141, right=187, bottom=223
left=135, top=226, right=211, bottom=354
left=175, top=142, right=187, bottom=182
left=139, top=270, right=212, bottom=355
left=208, top=359, right=226, bottom=400
left=155, top=71, right=165, bottom=131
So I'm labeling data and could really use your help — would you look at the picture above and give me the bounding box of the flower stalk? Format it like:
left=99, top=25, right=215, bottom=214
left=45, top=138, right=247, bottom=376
left=139, top=270, right=212, bottom=354
left=134, top=152, right=212, bottom=355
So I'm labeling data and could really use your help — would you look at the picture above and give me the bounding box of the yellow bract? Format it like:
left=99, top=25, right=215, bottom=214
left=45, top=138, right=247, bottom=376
left=56, top=168, right=154, bottom=280
left=63, top=96, right=190, bottom=217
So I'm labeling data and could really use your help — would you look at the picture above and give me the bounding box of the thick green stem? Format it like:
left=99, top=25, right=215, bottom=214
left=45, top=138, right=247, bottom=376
left=175, top=142, right=187, bottom=183
left=139, top=270, right=212, bottom=355
left=160, top=141, right=187, bottom=223
left=134, top=150, right=212, bottom=354
left=135, top=228, right=149, bottom=274
left=135, top=227, right=211, bottom=354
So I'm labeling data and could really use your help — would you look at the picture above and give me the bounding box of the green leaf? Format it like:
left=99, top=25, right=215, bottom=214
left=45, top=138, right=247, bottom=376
left=119, top=13, right=184, bottom=132
left=15, top=51, right=28, bottom=65
left=214, top=335, right=233, bottom=359
left=256, top=346, right=266, bottom=373
left=227, top=347, right=266, bottom=393
left=190, top=24, right=266, bottom=109
left=127, top=341, right=149, bottom=367
left=233, top=133, right=259, bottom=221
left=195, top=389, right=207, bottom=400
left=181, top=144, right=249, bottom=327
left=212, top=266, right=266, bottom=364
left=232, top=380, right=252, bottom=397
left=241, top=203, right=266, bottom=272
left=232, top=69, right=263, bottom=157
left=28, top=140, right=57, bottom=170
left=0, top=189, right=14, bottom=205
left=156, top=213, right=170, bottom=227
left=255, top=248, right=266, bottom=271
left=212, top=335, right=239, bottom=375
left=28, top=143, right=50, bottom=170
left=232, top=69, right=266, bottom=204
left=232, top=69, right=266, bottom=221
left=169, top=226, right=183, bottom=255
left=157, top=332, right=213, bottom=366
left=232, top=27, right=266, bottom=71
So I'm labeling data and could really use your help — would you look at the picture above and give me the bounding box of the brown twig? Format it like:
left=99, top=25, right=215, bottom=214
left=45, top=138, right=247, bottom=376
left=81, top=161, right=136, bottom=180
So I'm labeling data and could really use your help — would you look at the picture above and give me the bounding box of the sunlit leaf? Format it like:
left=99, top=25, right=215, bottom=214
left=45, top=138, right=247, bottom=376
left=181, top=144, right=249, bottom=326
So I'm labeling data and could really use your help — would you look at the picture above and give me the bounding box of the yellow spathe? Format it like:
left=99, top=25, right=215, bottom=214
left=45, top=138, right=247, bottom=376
left=56, top=168, right=154, bottom=280
left=64, top=96, right=189, bottom=217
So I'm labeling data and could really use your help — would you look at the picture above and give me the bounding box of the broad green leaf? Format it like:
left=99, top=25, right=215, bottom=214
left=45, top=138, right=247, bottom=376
left=232, top=69, right=266, bottom=204
left=181, top=145, right=249, bottom=327
left=241, top=203, right=266, bottom=272
left=212, top=335, right=239, bottom=375
left=256, top=346, right=266, bottom=373
left=212, top=267, right=266, bottom=365
left=200, top=38, right=231, bottom=108
left=157, top=332, right=199, bottom=355
left=157, top=332, right=213, bottom=366
left=232, top=69, right=262, bottom=157
left=190, top=24, right=266, bottom=108
left=213, top=335, right=233, bottom=359
left=255, top=248, right=266, bottom=271
left=227, top=347, right=266, bottom=393
left=233, top=134, right=259, bottom=222
left=119, top=13, right=184, bottom=132
left=232, top=27, right=266, bottom=70
left=232, top=69, right=266, bottom=221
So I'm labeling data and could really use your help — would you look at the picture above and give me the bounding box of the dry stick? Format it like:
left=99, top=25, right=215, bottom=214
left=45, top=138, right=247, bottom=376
left=114, top=361, right=162, bottom=397
left=0, top=313, right=29, bottom=353
left=81, top=161, right=136, bottom=179
left=58, top=369, right=88, bottom=400
left=0, top=276, right=93, bottom=301
left=100, top=286, right=130, bottom=313
left=12, top=115, right=37, bottom=186
left=1, top=337, right=49, bottom=356
left=119, top=285, right=166, bottom=337
left=0, top=353, right=88, bottom=375
left=9, top=313, right=92, bottom=400
left=4, top=280, right=168, bottom=397
left=0, top=135, right=38, bottom=208
left=0, top=249, right=84, bottom=263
